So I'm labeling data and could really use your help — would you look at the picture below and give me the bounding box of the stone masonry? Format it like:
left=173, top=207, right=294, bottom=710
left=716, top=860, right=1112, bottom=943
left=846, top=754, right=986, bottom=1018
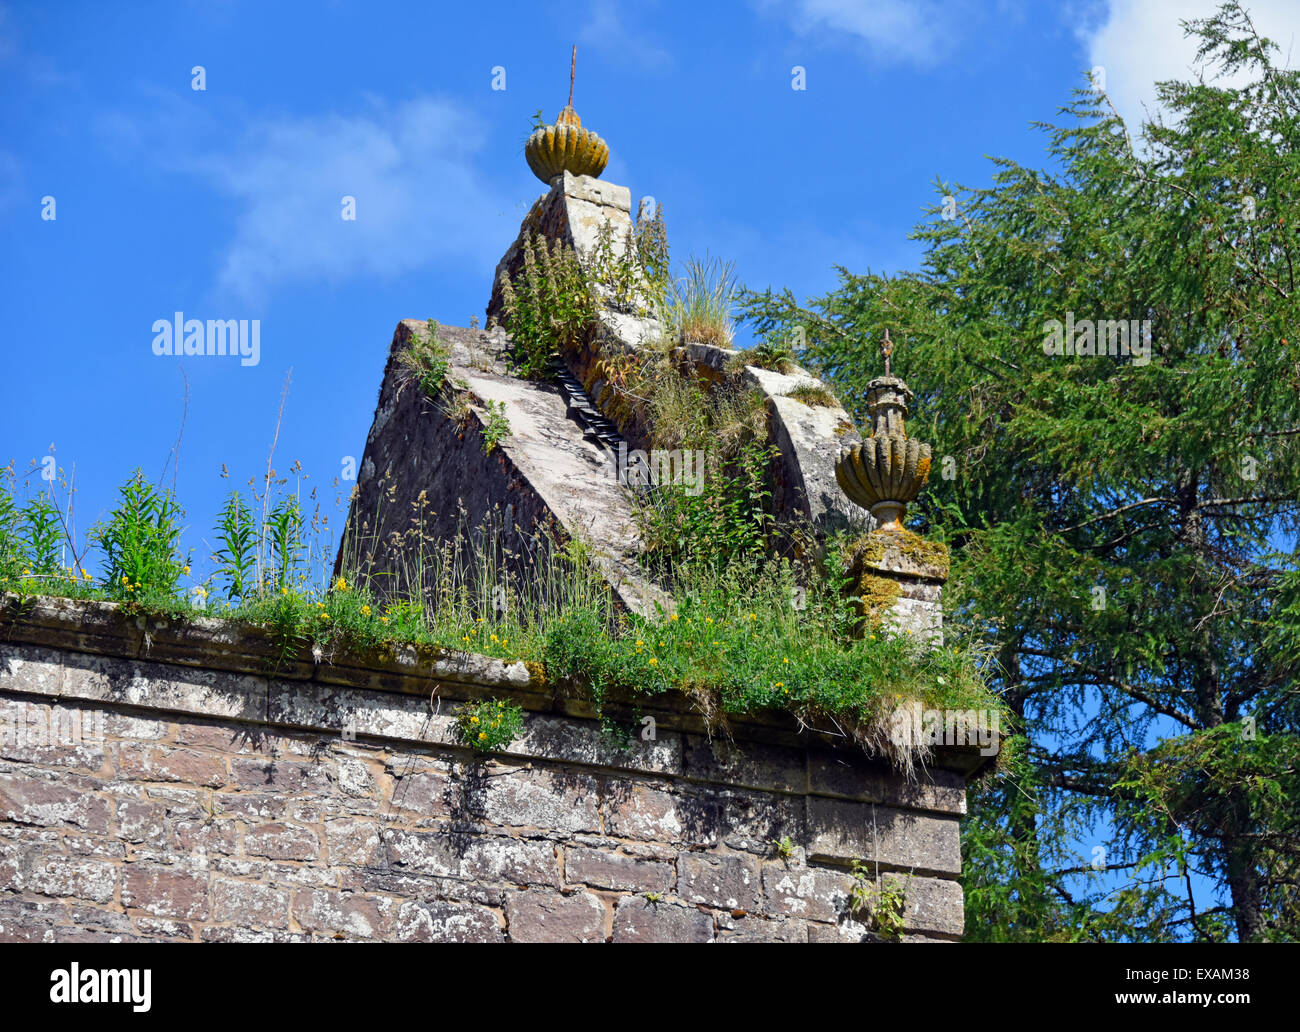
left=0, top=595, right=974, bottom=942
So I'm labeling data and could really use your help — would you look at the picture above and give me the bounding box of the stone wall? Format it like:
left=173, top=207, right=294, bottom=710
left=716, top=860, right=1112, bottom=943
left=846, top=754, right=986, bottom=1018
left=0, top=596, right=972, bottom=942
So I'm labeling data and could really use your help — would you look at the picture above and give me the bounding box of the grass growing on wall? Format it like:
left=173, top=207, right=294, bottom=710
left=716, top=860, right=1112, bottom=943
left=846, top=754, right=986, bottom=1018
left=0, top=462, right=1001, bottom=769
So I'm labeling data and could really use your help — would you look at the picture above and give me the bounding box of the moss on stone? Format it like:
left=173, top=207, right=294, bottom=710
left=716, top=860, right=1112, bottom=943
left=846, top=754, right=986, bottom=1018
left=856, top=572, right=902, bottom=615
left=854, top=526, right=950, bottom=578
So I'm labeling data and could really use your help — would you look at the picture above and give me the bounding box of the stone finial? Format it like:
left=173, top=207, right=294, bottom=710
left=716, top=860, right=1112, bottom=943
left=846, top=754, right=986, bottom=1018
left=524, top=46, right=610, bottom=183
left=834, top=330, right=932, bottom=530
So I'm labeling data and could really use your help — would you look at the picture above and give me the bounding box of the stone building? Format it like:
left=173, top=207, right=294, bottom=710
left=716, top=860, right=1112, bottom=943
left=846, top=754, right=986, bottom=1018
left=0, top=92, right=985, bottom=943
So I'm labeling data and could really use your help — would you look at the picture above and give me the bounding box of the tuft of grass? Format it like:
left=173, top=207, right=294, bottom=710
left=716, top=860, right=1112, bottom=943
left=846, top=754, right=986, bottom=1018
left=737, top=338, right=798, bottom=375
left=666, top=256, right=737, bottom=348
left=541, top=553, right=996, bottom=770
left=786, top=382, right=840, bottom=408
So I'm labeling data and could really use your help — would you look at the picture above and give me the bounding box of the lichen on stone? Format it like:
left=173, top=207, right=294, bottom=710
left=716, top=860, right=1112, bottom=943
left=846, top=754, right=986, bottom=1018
left=856, top=572, right=902, bottom=616
left=853, top=526, right=950, bottom=579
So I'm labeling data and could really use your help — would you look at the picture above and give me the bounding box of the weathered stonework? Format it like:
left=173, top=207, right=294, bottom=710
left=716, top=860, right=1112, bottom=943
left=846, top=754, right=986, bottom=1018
left=337, top=319, right=669, bottom=617
left=481, top=174, right=871, bottom=535
left=848, top=528, right=950, bottom=643
left=0, top=596, right=976, bottom=942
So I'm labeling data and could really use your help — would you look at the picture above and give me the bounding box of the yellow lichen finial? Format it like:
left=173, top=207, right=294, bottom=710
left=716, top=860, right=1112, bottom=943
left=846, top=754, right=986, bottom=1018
left=524, top=44, right=609, bottom=183
left=834, top=327, right=932, bottom=530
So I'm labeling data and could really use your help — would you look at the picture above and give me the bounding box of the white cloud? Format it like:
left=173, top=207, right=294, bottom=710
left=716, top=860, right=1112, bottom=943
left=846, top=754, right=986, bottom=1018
left=190, top=97, right=504, bottom=303
left=761, top=0, right=961, bottom=67
left=1080, top=0, right=1300, bottom=133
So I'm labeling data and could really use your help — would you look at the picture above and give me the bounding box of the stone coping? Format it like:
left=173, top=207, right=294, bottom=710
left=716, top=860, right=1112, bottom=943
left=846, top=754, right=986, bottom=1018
left=0, top=593, right=989, bottom=779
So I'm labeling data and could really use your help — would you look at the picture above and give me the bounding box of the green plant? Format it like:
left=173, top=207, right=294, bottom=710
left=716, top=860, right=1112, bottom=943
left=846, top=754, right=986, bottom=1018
left=498, top=234, right=594, bottom=379
left=786, top=382, right=840, bottom=408
left=456, top=697, right=525, bottom=753
left=213, top=491, right=257, bottom=601
left=849, top=860, right=908, bottom=940
left=598, top=715, right=638, bottom=751
left=9, top=457, right=999, bottom=774
left=740, top=338, right=797, bottom=374
left=644, top=892, right=664, bottom=904
left=772, top=836, right=797, bottom=862
left=589, top=211, right=670, bottom=319
left=399, top=319, right=451, bottom=399
left=636, top=439, right=775, bottom=568
left=264, top=496, right=305, bottom=594
left=0, top=475, right=21, bottom=581
left=480, top=400, right=512, bottom=454
left=19, top=495, right=63, bottom=578
left=666, top=255, right=737, bottom=348
left=634, top=204, right=670, bottom=314
left=94, top=471, right=188, bottom=602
